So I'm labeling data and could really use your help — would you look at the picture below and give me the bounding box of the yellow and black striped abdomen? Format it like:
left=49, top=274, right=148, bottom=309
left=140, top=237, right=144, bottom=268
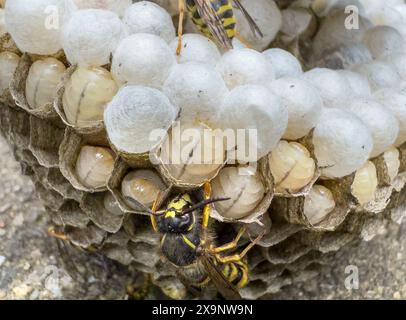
left=186, top=0, right=236, bottom=41
left=220, top=260, right=249, bottom=289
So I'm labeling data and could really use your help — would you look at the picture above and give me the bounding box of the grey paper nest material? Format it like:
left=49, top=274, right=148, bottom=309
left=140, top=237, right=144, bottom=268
left=1, top=0, right=406, bottom=300
left=0, top=102, right=405, bottom=299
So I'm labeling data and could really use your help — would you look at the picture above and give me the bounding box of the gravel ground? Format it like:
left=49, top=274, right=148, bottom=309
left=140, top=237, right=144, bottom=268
left=0, top=136, right=404, bottom=300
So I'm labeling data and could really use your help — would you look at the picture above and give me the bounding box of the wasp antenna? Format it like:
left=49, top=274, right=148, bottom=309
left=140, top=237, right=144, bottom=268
left=124, top=197, right=167, bottom=216
left=181, top=197, right=231, bottom=215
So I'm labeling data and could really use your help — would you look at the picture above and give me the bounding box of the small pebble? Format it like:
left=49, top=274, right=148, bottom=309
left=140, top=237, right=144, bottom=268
left=0, top=255, right=6, bottom=266
left=12, top=284, right=32, bottom=299
left=0, top=204, right=11, bottom=213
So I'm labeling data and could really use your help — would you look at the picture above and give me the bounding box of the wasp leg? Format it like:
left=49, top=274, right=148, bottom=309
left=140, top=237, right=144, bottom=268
left=201, top=180, right=213, bottom=245
left=209, top=226, right=246, bottom=254
left=234, top=30, right=253, bottom=49
left=176, top=0, right=185, bottom=56
left=48, top=226, right=69, bottom=241
left=214, top=232, right=264, bottom=264
left=150, top=192, right=161, bottom=232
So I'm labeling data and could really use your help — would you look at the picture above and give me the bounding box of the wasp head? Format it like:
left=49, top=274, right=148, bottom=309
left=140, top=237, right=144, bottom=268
left=157, top=194, right=195, bottom=234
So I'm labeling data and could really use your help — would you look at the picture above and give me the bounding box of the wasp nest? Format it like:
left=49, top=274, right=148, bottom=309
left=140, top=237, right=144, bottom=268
left=1, top=0, right=406, bottom=300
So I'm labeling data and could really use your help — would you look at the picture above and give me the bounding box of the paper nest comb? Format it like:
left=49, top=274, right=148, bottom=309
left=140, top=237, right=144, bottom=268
left=0, top=0, right=406, bottom=299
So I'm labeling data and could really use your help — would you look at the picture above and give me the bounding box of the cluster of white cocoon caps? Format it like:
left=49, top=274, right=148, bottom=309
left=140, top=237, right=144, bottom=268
left=4, top=0, right=70, bottom=55
left=3, top=0, right=406, bottom=181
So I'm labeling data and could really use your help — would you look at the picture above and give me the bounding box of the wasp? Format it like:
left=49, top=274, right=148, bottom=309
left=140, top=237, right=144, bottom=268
left=176, top=0, right=263, bottom=54
left=148, top=181, right=264, bottom=299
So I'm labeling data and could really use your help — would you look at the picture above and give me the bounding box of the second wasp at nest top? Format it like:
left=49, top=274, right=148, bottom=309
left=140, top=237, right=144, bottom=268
left=177, top=0, right=263, bottom=53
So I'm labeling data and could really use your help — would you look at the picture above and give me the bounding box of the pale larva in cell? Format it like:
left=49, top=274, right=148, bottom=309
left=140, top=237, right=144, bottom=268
left=304, top=184, right=336, bottom=225
left=269, top=141, right=316, bottom=193
left=351, top=161, right=378, bottom=205
left=25, top=57, right=66, bottom=109
left=212, top=166, right=266, bottom=220
left=383, top=146, right=400, bottom=182
left=75, top=146, right=115, bottom=189
left=121, top=169, right=166, bottom=208
left=63, top=66, right=118, bottom=127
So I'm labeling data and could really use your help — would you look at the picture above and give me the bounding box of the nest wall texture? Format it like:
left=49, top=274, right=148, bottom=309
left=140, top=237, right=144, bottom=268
left=0, top=0, right=406, bottom=299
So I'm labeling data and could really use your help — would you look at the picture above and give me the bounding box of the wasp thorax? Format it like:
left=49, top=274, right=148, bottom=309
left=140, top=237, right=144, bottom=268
left=63, top=66, right=118, bottom=127
left=121, top=169, right=166, bottom=208
left=0, top=51, right=19, bottom=93
left=383, top=147, right=400, bottom=182
left=351, top=161, right=378, bottom=205
left=159, top=123, right=225, bottom=186
left=25, top=57, right=66, bottom=109
left=269, top=140, right=316, bottom=193
left=212, top=166, right=266, bottom=219
left=103, top=192, right=124, bottom=216
left=75, top=146, right=114, bottom=189
left=303, top=184, right=336, bottom=225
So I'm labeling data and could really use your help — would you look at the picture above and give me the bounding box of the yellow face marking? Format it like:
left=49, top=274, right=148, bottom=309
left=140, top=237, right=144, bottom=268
left=166, top=194, right=192, bottom=212
left=164, top=211, right=176, bottom=218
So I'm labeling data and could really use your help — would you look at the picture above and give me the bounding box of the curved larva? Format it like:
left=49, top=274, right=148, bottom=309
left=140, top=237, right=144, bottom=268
left=63, top=66, right=118, bottom=127
left=269, top=141, right=316, bottom=193
left=212, top=166, right=266, bottom=219
left=121, top=170, right=166, bottom=208
left=75, top=146, right=115, bottom=189
left=25, top=57, right=66, bottom=109
left=351, top=161, right=378, bottom=205
left=304, top=184, right=336, bottom=225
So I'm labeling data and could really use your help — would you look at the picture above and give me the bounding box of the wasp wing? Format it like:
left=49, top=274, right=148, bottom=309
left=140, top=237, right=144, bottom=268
left=232, top=0, right=263, bottom=37
left=54, top=237, right=85, bottom=282
left=200, top=252, right=242, bottom=300
left=195, top=0, right=233, bottom=49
